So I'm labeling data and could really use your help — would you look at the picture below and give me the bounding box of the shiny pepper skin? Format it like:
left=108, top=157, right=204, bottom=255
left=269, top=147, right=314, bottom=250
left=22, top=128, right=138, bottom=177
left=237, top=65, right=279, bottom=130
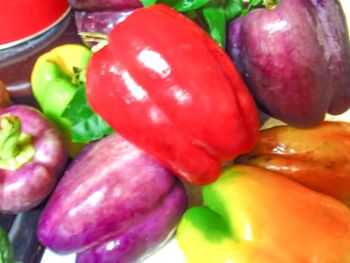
left=86, top=4, right=259, bottom=185
left=31, top=44, right=92, bottom=157
left=227, top=0, right=350, bottom=127
left=239, top=121, right=350, bottom=206
left=177, top=165, right=350, bottom=263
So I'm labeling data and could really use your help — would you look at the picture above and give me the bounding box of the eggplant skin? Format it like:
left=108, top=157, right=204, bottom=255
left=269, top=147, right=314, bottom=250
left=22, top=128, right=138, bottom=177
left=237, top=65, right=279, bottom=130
left=37, top=134, right=187, bottom=259
left=227, top=0, right=350, bottom=127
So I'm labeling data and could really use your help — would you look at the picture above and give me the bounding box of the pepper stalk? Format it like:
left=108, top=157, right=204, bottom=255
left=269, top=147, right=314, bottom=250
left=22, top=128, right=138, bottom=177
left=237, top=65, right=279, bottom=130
left=0, top=114, right=34, bottom=171
left=263, top=0, right=279, bottom=9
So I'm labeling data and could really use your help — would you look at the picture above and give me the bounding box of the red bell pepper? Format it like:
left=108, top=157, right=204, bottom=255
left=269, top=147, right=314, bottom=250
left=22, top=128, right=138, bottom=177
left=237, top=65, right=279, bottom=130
left=86, top=4, right=259, bottom=185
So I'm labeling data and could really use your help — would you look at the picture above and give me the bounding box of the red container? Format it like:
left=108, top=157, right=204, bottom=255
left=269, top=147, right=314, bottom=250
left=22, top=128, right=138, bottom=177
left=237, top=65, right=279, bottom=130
left=0, top=0, right=82, bottom=105
left=0, top=0, right=70, bottom=48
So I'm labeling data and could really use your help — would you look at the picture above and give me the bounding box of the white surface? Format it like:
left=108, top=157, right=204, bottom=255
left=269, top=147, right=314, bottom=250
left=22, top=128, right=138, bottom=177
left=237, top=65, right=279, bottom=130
left=41, top=237, right=185, bottom=263
left=41, top=2, right=350, bottom=263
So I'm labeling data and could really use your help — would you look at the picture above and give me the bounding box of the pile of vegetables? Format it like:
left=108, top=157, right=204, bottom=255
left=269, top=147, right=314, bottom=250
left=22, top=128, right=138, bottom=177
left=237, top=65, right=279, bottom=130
left=37, top=134, right=187, bottom=262
left=1, top=0, right=350, bottom=262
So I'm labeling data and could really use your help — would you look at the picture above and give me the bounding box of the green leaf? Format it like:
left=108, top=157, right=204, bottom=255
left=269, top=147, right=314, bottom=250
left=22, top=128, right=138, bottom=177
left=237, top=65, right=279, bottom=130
left=0, top=227, right=17, bottom=263
left=249, top=0, right=264, bottom=8
left=172, top=0, right=210, bottom=12
left=62, top=85, right=114, bottom=143
left=224, top=0, right=243, bottom=20
left=242, top=0, right=263, bottom=15
left=202, top=7, right=227, bottom=48
left=140, top=0, right=157, bottom=7
left=141, top=0, right=210, bottom=11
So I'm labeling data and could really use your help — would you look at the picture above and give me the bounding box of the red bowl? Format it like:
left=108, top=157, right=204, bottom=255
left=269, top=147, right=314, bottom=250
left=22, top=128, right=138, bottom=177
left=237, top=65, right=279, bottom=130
left=0, top=0, right=70, bottom=49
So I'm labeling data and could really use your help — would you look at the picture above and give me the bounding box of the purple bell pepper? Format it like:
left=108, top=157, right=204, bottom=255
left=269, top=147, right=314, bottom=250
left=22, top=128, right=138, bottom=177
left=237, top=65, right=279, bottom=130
left=74, top=9, right=133, bottom=38
left=69, top=0, right=141, bottom=47
left=37, top=133, right=187, bottom=262
left=68, top=0, right=142, bottom=11
left=227, top=0, right=350, bottom=127
left=76, top=183, right=185, bottom=263
left=0, top=105, right=68, bottom=213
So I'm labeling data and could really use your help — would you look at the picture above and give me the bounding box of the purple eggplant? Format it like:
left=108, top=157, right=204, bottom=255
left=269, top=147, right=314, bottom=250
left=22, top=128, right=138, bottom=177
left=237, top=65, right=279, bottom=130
left=227, top=0, right=350, bottom=127
left=0, top=105, right=68, bottom=213
left=37, top=134, right=187, bottom=261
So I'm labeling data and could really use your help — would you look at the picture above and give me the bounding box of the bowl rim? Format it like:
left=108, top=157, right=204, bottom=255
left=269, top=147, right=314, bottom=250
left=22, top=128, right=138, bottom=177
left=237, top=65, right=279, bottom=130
left=0, top=7, right=71, bottom=51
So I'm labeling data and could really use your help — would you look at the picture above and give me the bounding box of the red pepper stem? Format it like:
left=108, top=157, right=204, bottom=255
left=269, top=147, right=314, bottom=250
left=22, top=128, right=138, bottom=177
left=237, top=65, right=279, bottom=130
left=0, top=114, right=22, bottom=159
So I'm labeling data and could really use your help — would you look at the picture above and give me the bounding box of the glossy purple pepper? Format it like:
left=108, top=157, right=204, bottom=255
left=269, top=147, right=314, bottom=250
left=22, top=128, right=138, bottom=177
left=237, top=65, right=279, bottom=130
left=76, top=183, right=185, bottom=263
left=37, top=133, right=187, bottom=260
left=227, top=0, right=350, bottom=127
left=74, top=9, right=133, bottom=44
left=0, top=105, right=68, bottom=213
left=71, top=0, right=139, bottom=47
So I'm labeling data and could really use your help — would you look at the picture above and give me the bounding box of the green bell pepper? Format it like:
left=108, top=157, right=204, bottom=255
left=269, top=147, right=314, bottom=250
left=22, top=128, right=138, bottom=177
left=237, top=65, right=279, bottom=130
left=31, top=44, right=92, bottom=156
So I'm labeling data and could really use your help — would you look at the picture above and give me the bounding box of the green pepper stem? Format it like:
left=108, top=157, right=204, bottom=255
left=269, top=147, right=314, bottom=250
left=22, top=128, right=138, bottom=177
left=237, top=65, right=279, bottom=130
left=263, top=0, right=278, bottom=9
left=0, top=114, right=22, bottom=159
left=72, top=67, right=87, bottom=86
left=0, top=114, right=35, bottom=171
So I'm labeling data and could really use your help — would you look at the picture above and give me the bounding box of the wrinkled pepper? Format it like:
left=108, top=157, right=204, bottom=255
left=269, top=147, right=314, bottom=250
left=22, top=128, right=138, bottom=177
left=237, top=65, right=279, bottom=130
left=86, top=4, right=259, bottom=185
left=177, top=164, right=350, bottom=263
left=31, top=44, right=92, bottom=156
left=238, top=121, right=350, bottom=206
left=0, top=105, right=67, bottom=213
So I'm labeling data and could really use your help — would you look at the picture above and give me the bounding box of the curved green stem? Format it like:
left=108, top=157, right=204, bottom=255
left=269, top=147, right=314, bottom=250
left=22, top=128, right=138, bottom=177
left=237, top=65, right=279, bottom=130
left=72, top=67, right=87, bottom=86
left=263, top=0, right=278, bottom=9
left=0, top=114, right=35, bottom=171
left=0, top=114, right=21, bottom=159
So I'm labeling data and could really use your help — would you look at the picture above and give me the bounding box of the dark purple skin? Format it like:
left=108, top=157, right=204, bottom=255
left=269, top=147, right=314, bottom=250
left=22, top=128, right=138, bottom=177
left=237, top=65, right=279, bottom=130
left=37, top=133, right=187, bottom=256
left=227, top=0, right=350, bottom=127
left=308, top=0, right=350, bottom=114
left=76, top=183, right=186, bottom=263
left=69, top=0, right=142, bottom=11
left=74, top=8, right=136, bottom=47
left=75, top=9, right=134, bottom=36
left=0, top=105, right=68, bottom=213
left=227, top=17, right=245, bottom=74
